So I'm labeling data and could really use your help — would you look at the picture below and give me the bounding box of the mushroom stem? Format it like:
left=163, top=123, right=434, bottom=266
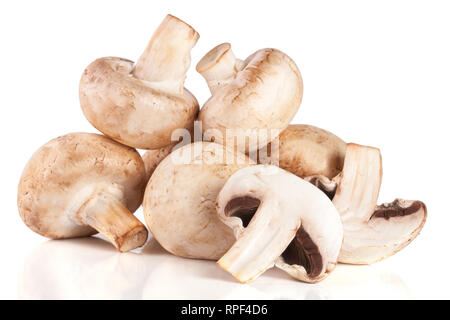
left=196, top=43, right=245, bottom=94
left=133, top=14, right=199, bottom=94
left=217, top=204, right=295, bottom=283
left=80, top=193, right=148, bottom=252
left=332, top=143, right=383, bottom=223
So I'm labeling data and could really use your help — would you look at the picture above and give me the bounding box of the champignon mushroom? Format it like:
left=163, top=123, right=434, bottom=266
left=196, top=43, right=303, bottom=152
left=305, top=143, right=427, bottom=264
left=143, top=142, right=255, bottom=260
left=142, top=145, right=173, bottom=182
left=265, top=124, right=347, bottom=179
left=79, top=14, right=199, bottom=150
left=142, top=128, right=195, bottom=182
left=17, top=133, right=148, bottom=252
left=216, top=165, right=343, bottom=283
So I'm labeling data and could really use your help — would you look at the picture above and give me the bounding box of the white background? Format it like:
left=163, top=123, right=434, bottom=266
left=0, top=0, right=448, bottom=299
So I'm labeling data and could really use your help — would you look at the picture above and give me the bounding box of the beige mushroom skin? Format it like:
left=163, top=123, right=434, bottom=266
left=143, top=142, right=254, bottom=260
left=305, top=143, right=427, bottom=264
left=79, top=15, right=199, bottom=150
left=142, top=145, right=173, bottom=182
left=17, top=133, right=148, bottom=252
left=272, top=124, right=347, bottom=179
left=196, top=43, right=303, bottom=152
left=142, top=130, right=195, bottom=181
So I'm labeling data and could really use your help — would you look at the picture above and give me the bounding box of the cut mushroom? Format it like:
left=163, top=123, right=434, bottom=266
left=216, top=165, right=343, bottom=283
left=196, top=43, right=303, bottom=152
left=17, top=133, right=148, bottom=252
left=143, top=142, right=254, bottom=260
left=305, top=143, right=427, bottom=264
left=268, top=124, right=347, bottom=179
left=79, top=14, right=199, bottom=150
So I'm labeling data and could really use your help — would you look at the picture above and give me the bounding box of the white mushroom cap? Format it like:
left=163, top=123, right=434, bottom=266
left=79, top=15, right=199, bottom=150
left=216, top=165, right=343, bottom=283
left=196, top=43, right=303, bottom=152
left=305, top=143, right=427, bottom=264
left=143, top=142, right=254, bottom=260
left=272, top=124, right=347, bottom=179
left=17, top=133, right=148, bottom=252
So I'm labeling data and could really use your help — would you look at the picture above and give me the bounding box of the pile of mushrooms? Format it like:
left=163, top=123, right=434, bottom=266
left=17, top=14, right=427, bottom=284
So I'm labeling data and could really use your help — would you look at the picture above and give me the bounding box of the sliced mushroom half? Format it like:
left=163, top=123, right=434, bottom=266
left=305, top=143, right=427, bottom=264
left=216, top=165, right=343, bottom=283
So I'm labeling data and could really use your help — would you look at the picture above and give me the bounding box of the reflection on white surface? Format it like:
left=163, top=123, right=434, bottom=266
left=19, top=236, right=412, bottom=299
left=19, top=237, right=150, bottom=299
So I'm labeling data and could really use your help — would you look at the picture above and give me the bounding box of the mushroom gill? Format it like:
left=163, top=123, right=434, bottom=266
left=224, top=196, right=324, bottom=279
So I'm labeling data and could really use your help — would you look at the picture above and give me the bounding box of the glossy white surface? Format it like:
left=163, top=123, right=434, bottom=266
left=2, top=0, right=449, bottom=299
left=2, top=204, right=442, bottom=300
left=14, top=234, right=412, bottom=300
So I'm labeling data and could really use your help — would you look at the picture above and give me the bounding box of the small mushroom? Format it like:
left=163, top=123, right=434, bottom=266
left=305, top=143, right=427, bottom=264
left=17, top=133, right=148, bottom=252
left=216, top=165, right=343, bottom=283
left=267, top=124, right=347, bottom=179
left=142, top=145, right=173, bottom=182
left=196, top=43, right=303, bottom=152
left=143, top=142, right=254, bottom=260
left=142, top=129, right=195, bottom=182
left=79, top=14, right=199, bottom=149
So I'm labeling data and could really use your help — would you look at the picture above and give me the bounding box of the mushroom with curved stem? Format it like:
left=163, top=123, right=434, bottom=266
left=196, top=43, right=303, bottom=152
left=79, top=14, right=199, bottom=150
left=143, top=142, right=255, bottom=260
left=304, top=143, right=427, bottom=264
left=216, top=165, right=343, bottom=283
left=17, top=133, right=148, bottom=252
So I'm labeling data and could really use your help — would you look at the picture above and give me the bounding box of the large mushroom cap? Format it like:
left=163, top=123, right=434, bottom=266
left=274, top=124, right=346, bottom=179
left=197, top=43, right=303, bottom=152
left=143, top=141, right=254, bottom=260
left=18, top=133, right=147, bottom=251
left=79, top=15, right=199, bottom=150
left=216, top=165, right=343, bottom=283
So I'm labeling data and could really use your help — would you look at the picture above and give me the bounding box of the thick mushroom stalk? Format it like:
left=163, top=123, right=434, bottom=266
left=196, top=43, right=245, bottom=94
left=17, top=133, right=148, bottom=252
left=79, top=14, right=199, bottom=150
left=216, top=165, right=343, bottom=283
left=133, top=14, right=199, bottom=94
left=74, top=189, right=147, bottom=252
left=196, top=43, right=303, bottom=152
left=305, top=143, right=427, bottom=264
